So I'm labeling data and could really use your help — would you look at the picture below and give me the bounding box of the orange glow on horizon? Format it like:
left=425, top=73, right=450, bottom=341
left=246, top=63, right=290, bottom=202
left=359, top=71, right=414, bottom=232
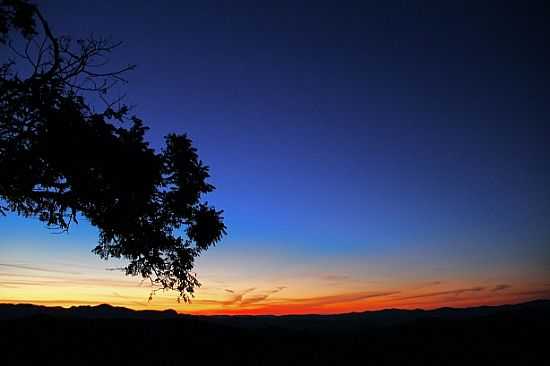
left=2, top=283, right=548, bottom=315
left=2, top=260, right=549, bottom=315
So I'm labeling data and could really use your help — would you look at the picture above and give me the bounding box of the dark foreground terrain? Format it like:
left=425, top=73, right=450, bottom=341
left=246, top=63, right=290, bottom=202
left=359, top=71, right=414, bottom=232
left=1, top=300, right=548, bottom=365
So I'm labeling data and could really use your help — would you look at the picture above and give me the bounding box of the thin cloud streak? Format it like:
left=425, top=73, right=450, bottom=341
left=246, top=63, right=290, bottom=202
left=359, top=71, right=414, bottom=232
left=275, top=291, right=400, bottom=308
left=195, top=290, right=399, bottom=310
left=0, top=276, right=148, bottom=289
left=239, top=287, right=287, bottom=306
left=492, top=284, right=511, bottom=292
left=0, top=263, right=81, bottom=275
left=321, top=275, right=351, bottom=282
left=218, top=288, right=256, bottom=305
left=394, top=287, right=485, bottom=302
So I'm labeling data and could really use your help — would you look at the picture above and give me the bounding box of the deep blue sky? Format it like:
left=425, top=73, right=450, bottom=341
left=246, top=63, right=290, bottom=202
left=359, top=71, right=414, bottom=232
left=1, top=1, right=549, bottom=311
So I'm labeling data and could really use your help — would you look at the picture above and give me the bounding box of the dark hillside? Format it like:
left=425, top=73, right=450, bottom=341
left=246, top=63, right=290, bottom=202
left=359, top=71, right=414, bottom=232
left=0, top=300, right=547, bottom=365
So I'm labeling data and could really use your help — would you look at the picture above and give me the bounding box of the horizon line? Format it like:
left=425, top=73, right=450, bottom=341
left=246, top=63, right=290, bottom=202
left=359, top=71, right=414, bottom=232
left=2, top=298, right=548, bottom=317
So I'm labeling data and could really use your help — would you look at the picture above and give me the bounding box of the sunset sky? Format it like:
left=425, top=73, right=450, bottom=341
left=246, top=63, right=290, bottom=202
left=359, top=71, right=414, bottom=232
left=1, top=1, right=549, bottom=314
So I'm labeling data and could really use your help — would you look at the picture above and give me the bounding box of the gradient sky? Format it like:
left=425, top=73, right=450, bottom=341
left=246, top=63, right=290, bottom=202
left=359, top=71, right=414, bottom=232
left=1, top=1, right=549, bottom=314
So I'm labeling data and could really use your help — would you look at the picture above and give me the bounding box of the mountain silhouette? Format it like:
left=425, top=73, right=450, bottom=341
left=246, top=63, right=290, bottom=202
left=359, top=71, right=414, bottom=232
left=1, top=300, right=548, bottom=365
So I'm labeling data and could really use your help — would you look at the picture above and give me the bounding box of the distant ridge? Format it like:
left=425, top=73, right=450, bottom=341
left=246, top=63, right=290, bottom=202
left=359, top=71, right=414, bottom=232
left=0, top=302, right=180, bottom=320
left=1, top=299, right=548, bottom=331
left=2, top=299, right=548, bottom=365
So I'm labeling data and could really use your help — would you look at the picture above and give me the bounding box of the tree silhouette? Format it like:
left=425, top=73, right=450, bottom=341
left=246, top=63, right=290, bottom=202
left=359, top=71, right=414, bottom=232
left=0, top=0, right=226, bottom=301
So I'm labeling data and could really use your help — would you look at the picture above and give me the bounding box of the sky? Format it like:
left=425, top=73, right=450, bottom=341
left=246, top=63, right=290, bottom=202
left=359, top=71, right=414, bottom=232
left=1, top=1, right=549, bottom=314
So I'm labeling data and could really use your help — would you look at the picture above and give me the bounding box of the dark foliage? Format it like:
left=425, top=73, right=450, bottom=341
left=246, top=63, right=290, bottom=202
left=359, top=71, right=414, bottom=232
left=0, top=0, right=35, bottom=43
left=0, top=0, right=226, bottom=300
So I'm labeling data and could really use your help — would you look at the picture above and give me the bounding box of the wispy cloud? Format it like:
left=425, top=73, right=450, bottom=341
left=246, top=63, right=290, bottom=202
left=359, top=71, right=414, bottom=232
left=509, top=289, right=550, bottom=297
left=239, top=286, right=287, bottom=306
left=321, top=274, right=351, bottom=282
left=0, top=276, right=145, bottom=289
left=0, top=280, right=53, bottom=287
left=195, top=286, right=288, bottom=307
left=395, top=287, right=484, bottom=301
left=219, top=288, right=256, bottom=305
left=0, top=263, right=80, bottom=275
left=409, top=281, right=443, bottom=291
left=240, top=294, right=271, bottom=306
left=193, top=289, right=398, bottom=313
left=276, top=291, right=399, bottom=308
left=492, top=284, right=511, bottom=292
